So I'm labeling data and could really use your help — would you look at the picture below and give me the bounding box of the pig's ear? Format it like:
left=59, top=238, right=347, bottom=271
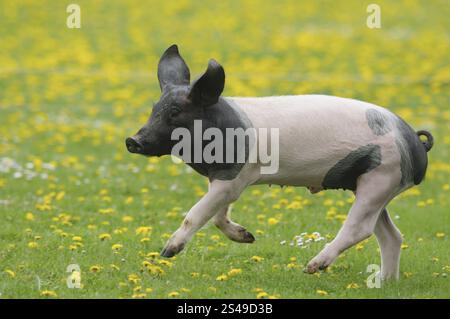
left=157, top=44, right=190, bottom=91
left=189, top=59, right=225, bottom=107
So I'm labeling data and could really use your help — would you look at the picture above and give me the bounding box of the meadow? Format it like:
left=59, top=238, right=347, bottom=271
left=0, top=0, right=449, bottom=298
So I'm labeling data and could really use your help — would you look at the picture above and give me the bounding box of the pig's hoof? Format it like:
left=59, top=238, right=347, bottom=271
left=237, top=229, right=255, bottom=243
left=226, top=228, right=255, bottom=243
left=304, top=261, right=320, bottom=274
left=304, top=257, right=331, bottom=274
left=160, top=243, right=185, bottom=258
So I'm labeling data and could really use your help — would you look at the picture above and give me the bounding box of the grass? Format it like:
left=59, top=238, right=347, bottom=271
left=0, top=0, right=449, bottom=298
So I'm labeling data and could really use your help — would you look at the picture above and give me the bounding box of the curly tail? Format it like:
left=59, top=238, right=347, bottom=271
left=417, top=130, right=434, bottom=152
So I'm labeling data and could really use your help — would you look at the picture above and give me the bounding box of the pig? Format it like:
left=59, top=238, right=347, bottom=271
left=126, top=45, right=434, bottom=280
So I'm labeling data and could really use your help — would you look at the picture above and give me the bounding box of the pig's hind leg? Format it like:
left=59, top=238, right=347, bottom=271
left=373, top=208, right=403, bottom=280
left=213, top=205, right=255, bottom=243
left=305, top=165, right=401, bottom=274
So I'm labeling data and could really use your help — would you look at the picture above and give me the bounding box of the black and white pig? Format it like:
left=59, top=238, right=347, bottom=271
left=126, top=45, right=434, bottom=280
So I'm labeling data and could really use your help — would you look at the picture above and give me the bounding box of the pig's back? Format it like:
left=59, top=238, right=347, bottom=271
left=227, top=95, right=399, bottom=186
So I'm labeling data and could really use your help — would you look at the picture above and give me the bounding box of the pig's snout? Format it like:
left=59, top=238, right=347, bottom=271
left=125, top=137, right=144, bottom=154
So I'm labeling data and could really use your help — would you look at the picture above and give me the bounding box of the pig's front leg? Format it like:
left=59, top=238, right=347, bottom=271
left=213, top=205, right=255, bottom=243
left=160, top=179, right=245, bottom=258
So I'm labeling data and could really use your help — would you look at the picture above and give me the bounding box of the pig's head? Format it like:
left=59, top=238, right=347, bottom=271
left=125, top=44, right=225, bottom=157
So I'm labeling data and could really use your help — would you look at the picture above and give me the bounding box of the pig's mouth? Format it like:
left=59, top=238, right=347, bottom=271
left=125, top=137, right=158, bottom=156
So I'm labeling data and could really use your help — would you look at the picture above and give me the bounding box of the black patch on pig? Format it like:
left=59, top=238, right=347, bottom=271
left=322, top=144, right=382, bottom=191
left=395, top=117, right=428, bottom=186
left=366, top=109, right=392, bottom=136
left=186, top=98, right=254, bottom=181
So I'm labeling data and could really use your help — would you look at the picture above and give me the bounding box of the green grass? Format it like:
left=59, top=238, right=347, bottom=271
left=0, top=0, right=449, bottom=298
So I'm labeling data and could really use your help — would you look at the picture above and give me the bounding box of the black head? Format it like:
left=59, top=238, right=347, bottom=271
left=126, top=44, right=225, bottom=157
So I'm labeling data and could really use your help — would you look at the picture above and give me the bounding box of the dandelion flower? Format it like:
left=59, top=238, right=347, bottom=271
left=216, top=274, right=228, bottom=281
left=136, top=226, right=152, bottom=236
left=99, top=233, right=111, bottom=241
left=28, top=242, right=38, bottom=249
left=128, top=274, right=140, bottom=284
left=122, top=216, right=134, bottom=223
left=346, top=283, right=360, bottom=289
left=227, top=268, right=242, bottom=276
left=168, top=291, right=179, bottom=298
left=316, top=290, right=328, bottom=296
left=256, top=292, right=269, bottom=299
left=41, top=290, right=57, bottom=298
left=90, top=265, right=102, bottom=273
left=112, top=244, right=123, bottom=251
left=251, top=256, right=264, bottom=262
left=147, top=252, right=159, bottom=258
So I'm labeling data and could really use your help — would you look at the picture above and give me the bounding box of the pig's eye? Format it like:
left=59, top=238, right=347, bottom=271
left=170, top=107, right=181, bottom=118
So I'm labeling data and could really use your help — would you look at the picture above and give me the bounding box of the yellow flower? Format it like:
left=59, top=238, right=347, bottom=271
left=228, top=268, right=242, bottom=276
left=256, top=291, right=269, bottom=299
left=401, top=244, right=409, bottom=249
left=251, top=255, right=264, bottom=262
left=210, top=235, right=220, bottom=241
left=28, top=242, right=38, bottom=249
left=268, top=217, right=279, bottom=225
left=122, top=216, right=134, bottom=222
left=140, top=237, right=150, bottom=243
left=110, top=264, right=120, bottom=271
left=190, top=272, right=200, bottom=277
left=41, top=290, right=57, bottom=298
left=158, top=259, right=173, bottom=267
left=136, top=226, right=152, bottom=236
left=98, top=207, right=115, bottom=214
left=112, top=243, right=123, bottom=251
left=216, top=274, right=228, bottom=281
left=132, top=293, right=146, bottom=299
left=168, top=291, right=179, bottom=298
left=316, top=290, right=328, bottom=296
left=287, top=262, right=298, bottom=269
left=4, top=269, right=16, bottom=278
left=147, top=252, right=159, bottom=258
left=90, top=265, right=102, bottom=273
left=128, top=274, right=140, bottom=284
left=72, top=236, right=82, bottom=242
left=25, top=212, right=35, bottom=221
left=436, top=232, right=445, bottom=238
left=99, top=233, right=111, bottom=241
left=346, top=283, right=360, bottom=289
left=147, top=265, right=165, bottom=276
